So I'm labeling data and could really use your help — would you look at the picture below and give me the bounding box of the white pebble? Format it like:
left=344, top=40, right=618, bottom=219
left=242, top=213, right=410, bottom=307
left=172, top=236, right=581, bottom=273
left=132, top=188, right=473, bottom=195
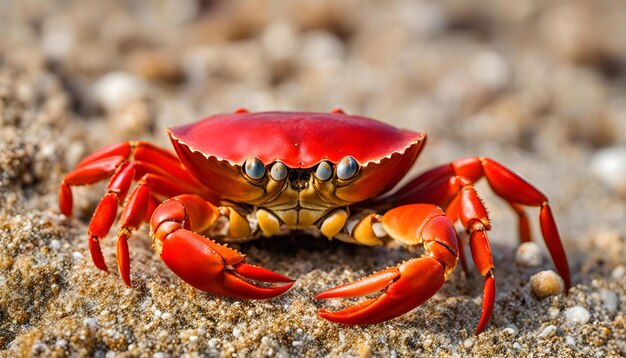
left=513, top=342, right=522, bottom=349
left=71, top=251, right=83, bottom=259
left=50, top=239, right=61, bottom=250
left=232, top=328, right=241, bottom=337
left=502, top=324, right=518, bottom=336
left=530, top=270, right=565, bottom=298
left=463, top=338, right=474, bottom=348
left=565, top=335, right=576, bottom=346
left=161, top=312, right=171, bottom=320
left=154, top=310, right=162, bottom=318
left=188, top=335, right=198, bottom=342
left=611, top=265, right=625, bottom=280
left=515, top=242, right=544, bottom=267
left=292, top=340, right=302, bottom=347
left=338, top=331, right=346, bottom=344
left=93, top=72, right=149, bottom=113
left=470, top=51, right=510, bottom=90
left=83, top=317, right=98, bottom=328
left=590, top=146, right=626, bottom=193
left=538, top=325, right=557, bottom=338
left=600, top=289, right=619, bottom=312
left=564, top=306, right=591, bottom=326
left=548, top=307, right=560, bottom=318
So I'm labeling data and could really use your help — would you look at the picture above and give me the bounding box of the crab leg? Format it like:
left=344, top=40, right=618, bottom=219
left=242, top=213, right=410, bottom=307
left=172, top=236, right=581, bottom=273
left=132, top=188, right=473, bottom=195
left=387, top=157, right=570, bottom=289
left=60, top=141, right=210, bottom=217
left=316, top=204, right=458, bottom=325
left=60, top=141, right=218, bottom=278
left=150, top=195, right=294, bottom=299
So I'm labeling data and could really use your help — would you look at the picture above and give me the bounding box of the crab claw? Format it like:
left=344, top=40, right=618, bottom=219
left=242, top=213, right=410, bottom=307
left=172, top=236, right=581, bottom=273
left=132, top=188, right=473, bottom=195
left=158, top=227, right=294, bottom=299
left=316, top=256, right=445, bottom=325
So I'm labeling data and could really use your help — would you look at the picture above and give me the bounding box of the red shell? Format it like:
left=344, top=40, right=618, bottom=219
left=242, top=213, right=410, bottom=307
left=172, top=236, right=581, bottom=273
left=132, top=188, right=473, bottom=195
left=168, top=112, right=425, bottom=168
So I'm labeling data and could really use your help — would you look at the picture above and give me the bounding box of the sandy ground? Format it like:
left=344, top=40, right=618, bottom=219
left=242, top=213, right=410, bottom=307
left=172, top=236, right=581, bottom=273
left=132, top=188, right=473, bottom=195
left=1, top=0, right=625, bottom=356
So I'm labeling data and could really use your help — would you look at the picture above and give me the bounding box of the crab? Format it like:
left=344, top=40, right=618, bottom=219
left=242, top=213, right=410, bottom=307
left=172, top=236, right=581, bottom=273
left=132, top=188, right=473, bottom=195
left=59, top=109, right=570, bottom=334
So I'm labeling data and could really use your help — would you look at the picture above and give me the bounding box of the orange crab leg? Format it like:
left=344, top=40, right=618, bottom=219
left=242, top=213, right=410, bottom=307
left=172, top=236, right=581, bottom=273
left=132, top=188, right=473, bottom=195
left=151, top=195, right=294, bottom=299
left=60, top=141, right=220, bottom=281
left=316, top=204, right=457, bottom=325
left=388, top=157, right=570, bottom=289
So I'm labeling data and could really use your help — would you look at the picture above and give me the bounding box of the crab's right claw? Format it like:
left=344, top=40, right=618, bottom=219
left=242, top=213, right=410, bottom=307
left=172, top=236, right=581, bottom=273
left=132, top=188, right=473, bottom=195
left=156, top=225, right=294, bottom=299
left=315, top=257, right=445, bottom=325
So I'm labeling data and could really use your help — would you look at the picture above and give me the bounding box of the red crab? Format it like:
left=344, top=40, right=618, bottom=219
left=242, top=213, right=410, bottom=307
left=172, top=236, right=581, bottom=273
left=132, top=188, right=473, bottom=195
left=60, top=109, right=570, bottom=334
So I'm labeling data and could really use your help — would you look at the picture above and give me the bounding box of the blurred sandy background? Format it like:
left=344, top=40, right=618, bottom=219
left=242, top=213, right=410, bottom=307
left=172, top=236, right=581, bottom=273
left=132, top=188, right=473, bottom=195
left=1, top=0, right=625, bottom=356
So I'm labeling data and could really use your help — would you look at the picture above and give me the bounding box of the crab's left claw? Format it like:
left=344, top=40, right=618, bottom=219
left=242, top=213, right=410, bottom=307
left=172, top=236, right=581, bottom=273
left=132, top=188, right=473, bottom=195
left=315, top=257, right=445, bottom=324
left=151, top=195, right=295, bottom=299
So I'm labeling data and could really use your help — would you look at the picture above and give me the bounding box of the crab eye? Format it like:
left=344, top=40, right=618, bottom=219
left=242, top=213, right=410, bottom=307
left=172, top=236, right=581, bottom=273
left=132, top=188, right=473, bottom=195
left=315, top=161, right=333, bottom=181
left=270, top=162, right=287, bottom=181
left=243, top=157, right=265, bottom=180
left=336, top=156, right=358, bottom=180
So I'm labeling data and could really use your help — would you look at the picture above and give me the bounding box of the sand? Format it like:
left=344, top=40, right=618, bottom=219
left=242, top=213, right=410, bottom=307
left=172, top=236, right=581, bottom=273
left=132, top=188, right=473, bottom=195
left=1, top=0, right=625, bottom=356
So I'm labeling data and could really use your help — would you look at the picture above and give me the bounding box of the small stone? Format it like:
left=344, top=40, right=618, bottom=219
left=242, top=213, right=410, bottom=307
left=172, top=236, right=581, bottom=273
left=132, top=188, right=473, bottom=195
left=71, top=251, right=83, bottom=260
left=590, top=146, right=626, bottom=194
left=463, top=338, right=474, bottom=348
left=516, top=242, right=544, bottom=267
left=538, top=325, right=557, bottom=338
left=502, top=324, right=518, bottom=336
left=188, top=335, right=198, bottom=342
left=565, top=335, right=576, bottom=346
left=50, top=239, right=61, bottom=250
left=548, top=307, right=561, bottom=318
left=232, top=328, right=241, bottom=337
left=600, top=289, right=618, bottom=312
left=93, top=72, right=149, bottom=113
left=161, top=312, right=171, bottom=320
left=530, top=270, right=565, bottom=297
left=83, top=317, right=98, bottom=329
left=513, top=342, right=522, bottom=349
left=564, top=306, right=591, bottom=326
left=611, top=265, right=625, bottom=280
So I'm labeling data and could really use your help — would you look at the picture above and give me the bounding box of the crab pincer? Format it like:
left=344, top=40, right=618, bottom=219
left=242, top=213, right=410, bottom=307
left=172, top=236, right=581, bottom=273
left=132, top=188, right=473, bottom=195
left=151, top=195, right=294, bottom=299
left=316, top=257, right=446, bottom=324
left=315, top=205, right=464, bottom=326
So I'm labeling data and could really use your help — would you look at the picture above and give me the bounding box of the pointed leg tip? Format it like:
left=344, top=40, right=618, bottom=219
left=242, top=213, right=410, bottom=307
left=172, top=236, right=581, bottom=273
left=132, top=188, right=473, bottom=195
left=88, top=236, right=109, bottom=272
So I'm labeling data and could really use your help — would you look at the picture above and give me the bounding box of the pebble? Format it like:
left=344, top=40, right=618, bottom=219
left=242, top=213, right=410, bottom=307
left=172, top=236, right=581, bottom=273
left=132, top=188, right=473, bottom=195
left=530, top=270, right=565, bottom=298
left=513, top=342, right=522, bottom=349
left=92, top=72, right=149, bottom=113
left=470, top=51, right=510, bottom=90
left=599, top=289, right=618, bottom=312
left=611, top=265, right=625, bottom=280
left=82, top=317, right=98, bottom=329
left=565, top=335, right=576, bottom=346
left=49, top=239, right=61, bottom=250
left=548, top=307, right=560, bottom=318
left=515, top=242, right=544, bottom=267
left=564, top=306, right=591, bottom=326
left=71, top=251, right=83, bottom=260
left=538, top=325, right=557, bottom=338
left=502, top=324, right=518, bottom=336
left=463, top=338, right=474, bottom=348
left=590, top=146, right=626, bottom=194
